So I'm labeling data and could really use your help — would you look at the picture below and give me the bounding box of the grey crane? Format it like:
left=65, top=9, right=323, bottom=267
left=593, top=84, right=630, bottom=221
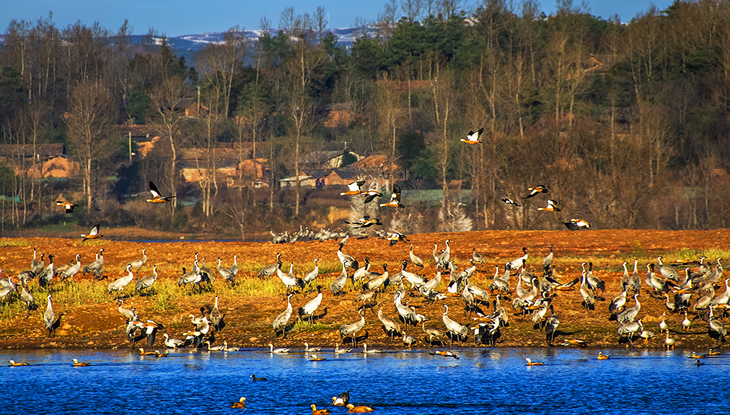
left=19, top=281, right=36, bottom=318
left=0, top=276, right=15, bottom=303
left=178, top=262, right=203, bottom=291
left=59, top=254, right=82, bottom=282
left=299, top=286, right=323, bottom=323
left=400, top=260, right=426, bottom=290
left=365, top=264, right=389, bottom=292
left=331, top=261, right=349, bottom=296
left=339, top=310, right=366, bottom=346
left=656, top=256, right=681, bottom=283
left=217, top=257, right=236, bottom=285
left=83, top=249, right=104, bottom=280
left=118, top=299, right=136, bottom=322
left=693, top=287, right=715, bottom=316
left=620, top=262, right=630, bottom=292
left=617, top=294, right=641, bottom=324
left=228, top=254, right=238, bottom=280
left=629, top=259, right=642, bottom=295
left=37, top=255, right=55, bottom=289
left=508, top=247, right=528, bottom=272
left=337, top=242, right=359, bottom=270
left=442, top=304, right=468, bottom=345
left=542, top=245, right=554, bottom=274
left=421, top=321, right=444, bottom=346
left=646, top=264, right=668, bottom=296
left=544, top=305, right=559, bottom=344
left=579, top=269, right=595, bottom=311
left=108, top=264, right=134, bottom=298
left=258, top=253, right=282, bottom=279
left=585, top=262, right=605, bottom=293
left=135, top=265, right=158, bottom=295
left=419, top=271, right=442, bottom=299
left=409, top=245, right=424, bottom=268
left=272, top=294, right=293, bottom=338
left=378, top=307, right=401, bottom=340
left=210, top=296, right=223, bottom=331
left=490, top=265, right=511, bottom=295
left=708, top=306, right=727, bottom=343
left=125, top=248, right=148, bottom=272
left=394, top=290, right=416, bottom=325
left=618, top=319, right=643, bottom=344
left=436, top=239, right=451, bottom=268
left=709, top=279, right=730, bottom=309
left=44, top=294, right=55, bottom=337
left=31, top=249, right=44, bottom=276
left=353, top=257, right=371, bottom=285
left=609, top=289, right=627, bottom=314
left=276, top=262, right=304, bottom=295
left=303, top=258, right=320, bottom=288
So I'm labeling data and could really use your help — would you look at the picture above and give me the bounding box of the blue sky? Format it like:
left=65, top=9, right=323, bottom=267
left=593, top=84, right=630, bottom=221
left=3, top=0, right=675, bottom=37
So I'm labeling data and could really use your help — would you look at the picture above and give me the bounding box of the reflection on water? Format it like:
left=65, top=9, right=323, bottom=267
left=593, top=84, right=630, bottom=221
left=2, top=348, right=729, bottom=414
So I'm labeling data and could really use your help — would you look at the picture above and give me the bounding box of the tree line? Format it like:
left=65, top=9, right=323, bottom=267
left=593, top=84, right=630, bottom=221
left=1, top=0, right=729, bottom=238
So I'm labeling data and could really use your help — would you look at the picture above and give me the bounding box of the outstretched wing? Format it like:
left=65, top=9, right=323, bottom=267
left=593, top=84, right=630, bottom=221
left=149, top=181, right=162, bottom=198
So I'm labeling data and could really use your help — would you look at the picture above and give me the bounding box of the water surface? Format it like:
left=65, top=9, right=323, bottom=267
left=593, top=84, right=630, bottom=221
left=2, top=347, right=727, bottom=414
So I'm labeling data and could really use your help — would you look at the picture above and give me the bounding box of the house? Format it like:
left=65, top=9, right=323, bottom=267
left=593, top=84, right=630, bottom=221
left=179, top=146, right=269, bottom=187
left=349, top=154, right=404, bottom=180
left=279, top=174, right=318, bottom=188
left=0, top=143, right=80, bottom=179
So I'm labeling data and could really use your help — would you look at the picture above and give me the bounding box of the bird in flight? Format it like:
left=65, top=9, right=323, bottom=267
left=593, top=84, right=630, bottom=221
left=340, top=179, right=366, bottom=196
left=345, top=215, right=383, bottom=228
left=81, top=224, right=102, bottom=242
left=380, top=184, right=404, bottom=208
left=363, top=181, right=383, bottom=204
left=461, top=128, right=484, bottom=144
left=537, top=199, right=561, bottom=212
left=501, top=197, right=520, bottom=207
left=56, top=200, right=77, bottom=213
left=564, top=219, right=590, bottom=230
left=387, top=231, right=410, bottom=246
left=147, top=181, right=175, bottom=203
left=525, top=185, right=548, bottom=198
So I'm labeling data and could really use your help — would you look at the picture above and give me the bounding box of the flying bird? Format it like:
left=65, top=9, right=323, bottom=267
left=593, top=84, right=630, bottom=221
left=501, top=198, right=520, bottom=207
left=380, top=184, right=404, bottom=208
left=564, top=219, right=590, bottom=230
left=56, top=200, right=77, bottom=213
left=363, top=182, right=383, bottom=204
left=81, top=224, right=102, bottom=242
left=345, top=215, right=383, bottom=228
left=387, top=231, right=410, bottom=246
left=147, top=181, right=175, bottom=203
left=461, top=128, right=484, bottom=144
left=340, top=179, right=366, bottom=196
left=524, top=185, right=548, bottom=198
left=537, top=199, right=561, bottom=212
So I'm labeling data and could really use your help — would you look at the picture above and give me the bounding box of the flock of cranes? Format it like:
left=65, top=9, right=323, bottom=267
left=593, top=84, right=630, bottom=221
left=0, top=230, right=728, bottom=353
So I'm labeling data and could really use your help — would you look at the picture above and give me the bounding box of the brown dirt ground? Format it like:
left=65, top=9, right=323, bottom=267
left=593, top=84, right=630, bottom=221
left=1, top=228, right=729, bottom=351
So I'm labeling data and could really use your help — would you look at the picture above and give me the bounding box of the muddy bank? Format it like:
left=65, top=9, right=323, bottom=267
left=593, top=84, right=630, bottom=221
left=1, top=229, right=729, bottom=351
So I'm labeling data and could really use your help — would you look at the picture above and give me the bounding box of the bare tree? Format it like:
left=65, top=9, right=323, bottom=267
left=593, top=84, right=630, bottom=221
left=196, top=27, right=249, bottom=118
left=149, top=76, right=189, bottom=213
left=66, top=79, right=112, bottom=210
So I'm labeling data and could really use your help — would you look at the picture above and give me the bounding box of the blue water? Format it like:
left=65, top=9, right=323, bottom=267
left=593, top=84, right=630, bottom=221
left=1, top=347, right=728, bottom=414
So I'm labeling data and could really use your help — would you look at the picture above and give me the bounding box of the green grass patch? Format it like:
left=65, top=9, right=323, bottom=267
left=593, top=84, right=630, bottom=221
left=0, top=239, right=31, bottom=247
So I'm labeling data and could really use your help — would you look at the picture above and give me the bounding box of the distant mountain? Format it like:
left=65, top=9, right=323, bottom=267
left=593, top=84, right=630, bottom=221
left=147, top=27, right=369, bottom=49
left=0, top=26, right=373, bottom=63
